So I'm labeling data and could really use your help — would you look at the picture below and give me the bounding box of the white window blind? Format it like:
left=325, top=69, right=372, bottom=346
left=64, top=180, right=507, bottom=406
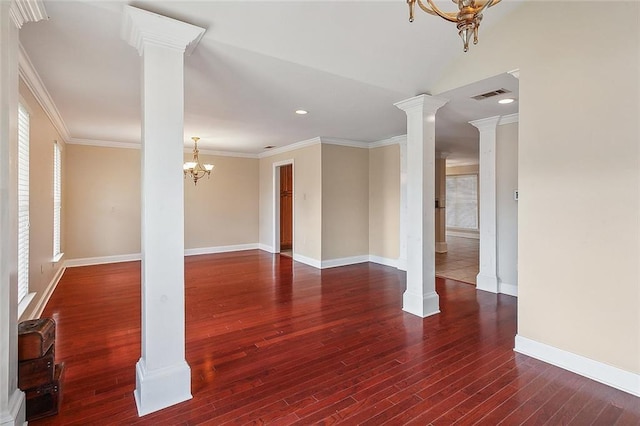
left=446, top=174, right=478, bottom=229
left=53, top=141, right=61, bottom=258
left=18, top=104, right=30, bottom=303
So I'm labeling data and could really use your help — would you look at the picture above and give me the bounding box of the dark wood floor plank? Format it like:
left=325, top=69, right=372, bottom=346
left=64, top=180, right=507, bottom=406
left=28, top=250, right=639, bottom=425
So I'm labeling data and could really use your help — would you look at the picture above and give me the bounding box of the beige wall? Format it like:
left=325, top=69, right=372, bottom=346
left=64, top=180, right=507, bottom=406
left=368, top=144, right=400, bottom=260
left=321, top=144, right=369, bottom=260
left=184, top=153, right=258, bottom=249
left=65, top=145, right=259, bottom=259
left=18, top=79, right=66, bottom=319
left=435, top=2, right=639, bottom=374
left=259, top=144, right=322, bottom=261
left=496, top=122, right=518, bottom=288
left=65, top=145, right=141, bottom=259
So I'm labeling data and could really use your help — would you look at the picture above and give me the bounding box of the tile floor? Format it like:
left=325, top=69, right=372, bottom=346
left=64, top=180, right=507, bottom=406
left=435, top=236, right=479, bottom=285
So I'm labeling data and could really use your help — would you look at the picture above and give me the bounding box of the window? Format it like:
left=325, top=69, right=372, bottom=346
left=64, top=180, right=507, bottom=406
left=53, top=141, right=62, bottom=260
left=446, top=174, right=478, bottom=229
left=18, top=104, right=30, bottom=303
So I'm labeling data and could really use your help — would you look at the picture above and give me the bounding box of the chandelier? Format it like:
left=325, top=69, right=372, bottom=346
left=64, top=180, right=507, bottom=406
left=406, top=0, right=502, bottom=52
left=183, top=137, right=214, bottom=185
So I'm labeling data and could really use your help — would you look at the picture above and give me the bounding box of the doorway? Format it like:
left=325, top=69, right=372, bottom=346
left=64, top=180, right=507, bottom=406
left=279, top=164, right=293, bottom=256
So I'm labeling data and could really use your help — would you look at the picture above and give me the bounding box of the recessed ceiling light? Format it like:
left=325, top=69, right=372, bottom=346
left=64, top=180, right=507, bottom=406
left=264, top=145, right=276, bottom=149
left=498, top=98, right=515, bottom=104
left=295, top=110, right=308, bottom=115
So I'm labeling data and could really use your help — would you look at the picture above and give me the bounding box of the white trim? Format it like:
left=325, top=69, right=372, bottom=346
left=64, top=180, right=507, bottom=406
left=321, top=255, right=369, bottom=269
left=368, top=255, right=398, bottom=268
left=258, top=243, right=275, bottom=253
left=370, top=135, right=406, bottom=149
left=498, top=282, right=517, bottom=297
left=446, top=230, right=480, bottom=239
left=499, top=113, right=519, bottom=125
left=184, top=243, right=257, bottom=256
left=10, top=0, right=47, bottom=29
left=292, top=253, right=322, bottom=269
left=514, top=335, right=640, bottom=398
left=194, top=148, right=258, bottom=159
left=321, top=137, right=369, bottom=149
left=65, top=253, right=141, bottom=268
left=67, top=138, right=140, bottom=150
left=27, top=265, right=66, bottom=321
left=0, top=388, right=25, bottom=426
left=258, top=137, right=321, bottom=159
left=18, top=45, right=70, bottom=142
left=52, top=252, right=64, bottom=263
left=17, top=292, right=35, bottom=319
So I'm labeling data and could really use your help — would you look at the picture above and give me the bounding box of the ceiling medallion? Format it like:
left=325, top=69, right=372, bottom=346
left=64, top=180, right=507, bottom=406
left=406, top=0, right=502, bottom=52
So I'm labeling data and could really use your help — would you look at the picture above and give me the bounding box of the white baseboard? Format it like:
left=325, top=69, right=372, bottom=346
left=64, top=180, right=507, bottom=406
left=446, top=230, right=480, bottom=239
left=258, top=243, right=275, bottom=253
left=184, top=243, right=258, bottom=256
left=321, top=255, right=369, bottom=269
left=27, top=265, right=66, bottom=320
left=499, top=281, right=518, bottom=297
left=514, top=335, right=640, bottom=397
left=65, top=253, right=141, bottom=267
left=0, top=388, right=25, bottom=426
left=368, top=255, right=398, bottom=268
left=292, top=253, right=322, bottom=269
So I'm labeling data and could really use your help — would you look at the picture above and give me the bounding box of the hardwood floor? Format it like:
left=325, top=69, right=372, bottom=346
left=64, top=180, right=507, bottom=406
left=33, top=250, right=639, bottom=425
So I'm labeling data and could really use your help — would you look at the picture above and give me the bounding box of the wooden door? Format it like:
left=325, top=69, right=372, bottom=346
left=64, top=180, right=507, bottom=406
left=280, top=165, right=293, bottom=250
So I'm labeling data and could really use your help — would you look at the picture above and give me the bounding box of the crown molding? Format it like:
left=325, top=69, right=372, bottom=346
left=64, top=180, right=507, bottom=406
left=18, top=44, right=70, bottom=142
left=508, top=69, right=520, bottom=80
left=10, top=0, right=47, bottom=29
left=67, top=138, right=140, bottom=150
left=121, top=5, right=205, bottom=56
left=321, top=137, right=369, bottom=149
left=195, top=149, right=258, bottom=159
left=499, top=113, right=519, bottom=125
left=370, top=134, right=406, bottom=148
left=258, top=136, right=321, bottom=159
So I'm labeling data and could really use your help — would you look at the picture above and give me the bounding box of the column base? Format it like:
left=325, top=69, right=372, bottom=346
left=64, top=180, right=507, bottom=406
left=435, top=242, right=448, bottom=253
left=134, top=358, right=192, bottom=417
left=476, top=273, right=499, bottom=293
left=397, top=257, right=407, bottom=271
left=0, top=389, right=25, bottom=426
left=402, top=291, right=440, bottom=318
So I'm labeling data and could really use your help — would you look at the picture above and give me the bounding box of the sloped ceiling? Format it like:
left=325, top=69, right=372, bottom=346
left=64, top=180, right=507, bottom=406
left=19, top=1, right=520, bottom=163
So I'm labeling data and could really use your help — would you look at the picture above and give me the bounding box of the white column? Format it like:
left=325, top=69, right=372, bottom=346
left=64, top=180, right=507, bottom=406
left=0, top=2, right=46, bottom=425
left=397, top=138, right=407, bottom=271
left=122, top=6, right=205, bottom=416
left=470, top=116, right=501, bottom=293
left=394, top=95, right=448, bottom=317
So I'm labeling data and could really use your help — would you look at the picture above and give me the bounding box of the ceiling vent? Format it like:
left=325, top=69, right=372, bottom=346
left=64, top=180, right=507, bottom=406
left=471, top=88, right=511, bottom=100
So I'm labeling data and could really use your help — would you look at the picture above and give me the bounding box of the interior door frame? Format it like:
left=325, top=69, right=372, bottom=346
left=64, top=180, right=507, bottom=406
left=272, top=159, right=294, bottom=254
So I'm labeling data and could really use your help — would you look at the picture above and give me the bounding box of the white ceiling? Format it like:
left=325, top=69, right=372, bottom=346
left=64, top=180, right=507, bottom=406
left=19, top=1, right=520, bottom=163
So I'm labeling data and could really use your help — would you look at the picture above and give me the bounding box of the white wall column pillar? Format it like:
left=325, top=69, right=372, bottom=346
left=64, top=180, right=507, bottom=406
left=397, top=138, right=407, bottom=271
left=395, top=95, right=448, bottom=317
left=435, top=153, right=448, bottom=253
left=0, top=2, right=46, bottom=425
left=470, top=116, right=501, bottom=293
left=122, top=6, right=205, bottom=416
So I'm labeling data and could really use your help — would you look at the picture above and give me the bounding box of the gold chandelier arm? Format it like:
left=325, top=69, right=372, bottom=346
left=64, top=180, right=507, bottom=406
left=472, top=0, right=500, bottom=16
left=420, top=0, right=458, bottom=23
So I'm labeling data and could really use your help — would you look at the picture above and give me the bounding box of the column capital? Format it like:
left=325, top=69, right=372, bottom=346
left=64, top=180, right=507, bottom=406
left=10, top=0, right=47, bottom=29
left=469, top=115, right=500, bottom=132
left=121, top=5, right=205, bottom=56
left=394, top=94, right=449, bottom=116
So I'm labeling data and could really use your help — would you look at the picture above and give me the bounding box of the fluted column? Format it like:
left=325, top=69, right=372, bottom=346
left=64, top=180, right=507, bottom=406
left=122, top=6, right=205, bottom=416
left=394, top=95, right=448, bottom=317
